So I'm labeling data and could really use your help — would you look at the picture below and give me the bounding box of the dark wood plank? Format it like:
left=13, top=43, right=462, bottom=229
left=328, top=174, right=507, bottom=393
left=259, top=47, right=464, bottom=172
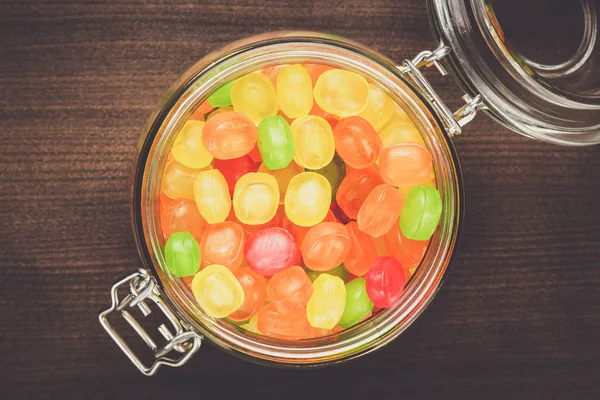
left=1, top=1, right=599, bottom=399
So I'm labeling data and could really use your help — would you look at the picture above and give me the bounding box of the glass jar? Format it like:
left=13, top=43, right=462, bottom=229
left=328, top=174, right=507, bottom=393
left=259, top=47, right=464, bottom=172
left=100, top=0, right=600, bottom=375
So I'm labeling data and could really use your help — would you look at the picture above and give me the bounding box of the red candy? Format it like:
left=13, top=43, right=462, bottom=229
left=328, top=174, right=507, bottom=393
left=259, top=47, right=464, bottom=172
left=267, top=266, right=313, bottom=314
left=229, top=267, right=267, bottom=322
left=365, top=256, right=406, bottom=308
left=213, top=155, right=259, bottom=195
left=159, top=193, right=207, bottom=243
left=244, top=227, right=301, bottom=276
left=335, top=166, right=384, bottom=219
left=248, top=144, right=263, bottom=164
left=301, top=222, right=351, bottom=271
left=330, top=199, right=352, bottom=224
left=333, top=116, right=382, bottom=169
left=344, top=221, right=378, bottom=276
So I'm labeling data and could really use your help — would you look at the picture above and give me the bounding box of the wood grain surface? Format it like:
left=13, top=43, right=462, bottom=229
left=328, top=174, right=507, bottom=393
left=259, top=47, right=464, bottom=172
left=1, top=1, right=599, bottom=399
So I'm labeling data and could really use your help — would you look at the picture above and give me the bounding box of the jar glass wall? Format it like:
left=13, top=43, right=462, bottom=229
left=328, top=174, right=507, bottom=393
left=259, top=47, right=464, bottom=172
left=131, top=34, right=463, bottom=366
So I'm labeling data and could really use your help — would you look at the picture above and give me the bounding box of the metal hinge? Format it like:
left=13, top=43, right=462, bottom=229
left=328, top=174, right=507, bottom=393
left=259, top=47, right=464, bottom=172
left=99, top=269, right=202, bottom=376
left=398, top=42, right=486, bottom=136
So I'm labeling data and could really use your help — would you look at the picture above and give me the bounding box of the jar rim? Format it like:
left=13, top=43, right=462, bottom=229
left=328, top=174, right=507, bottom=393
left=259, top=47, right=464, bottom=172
left=429, top=0, right=600, bottom=145
left=131, top=33, right=464, bottom=366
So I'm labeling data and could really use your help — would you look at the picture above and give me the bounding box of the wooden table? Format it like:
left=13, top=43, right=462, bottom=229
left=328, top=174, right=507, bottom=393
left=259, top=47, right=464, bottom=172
left=2, top=1, right=599, bottom=398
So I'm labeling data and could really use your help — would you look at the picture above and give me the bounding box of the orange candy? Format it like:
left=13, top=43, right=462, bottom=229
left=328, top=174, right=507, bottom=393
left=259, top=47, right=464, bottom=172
left=303, top=63, right=334, bottom=86
left=228, top=267, right=267, bottom=322
left=202, top=111, right=257, bottom=159
left=335, top=166, right=384, bottom=219
left=305, top=324, right=344, bottom=339
left=305, top=327, right=333, bottom=338
left=310, top=101, right=340, bottom=129
left=333, top=116, right=382, bottom=169
left=159, top=193, right=207, bottom=243
left=344, top=221, right=378, bottom=276
left=181, top=275, right=194, bottom=289
left=357, top=184, right=404, bottom=238
left=378, top=143, right=433, bottom=186
left=189, top=101, right=214, bottom=121
left=199, top=221, right=245, bottom=271
left=257, top=304, right=312, bottom=340
left=373, top=235, right=388, bottom=256
left=261, top=64, right=286, bottom=86
left=384, top=225, right=430, bottom=269
left=267, top=266, right=313, bottom=314
left=282, top=208, right=336, bottom=246
left=301, top=222, right=351, bottom=271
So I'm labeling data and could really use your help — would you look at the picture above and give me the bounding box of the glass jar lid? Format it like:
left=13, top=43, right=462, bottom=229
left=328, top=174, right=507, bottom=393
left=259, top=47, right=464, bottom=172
left=428, top=0, right=600, bottom=145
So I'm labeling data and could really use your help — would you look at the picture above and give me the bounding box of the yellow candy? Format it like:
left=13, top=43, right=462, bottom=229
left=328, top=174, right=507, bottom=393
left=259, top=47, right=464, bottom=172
left=258, top=161, right=304, bottom=204
left=358, top=84, right=394, bottom=131
left=379, top=121, right=425, bottom=148
left=277, top=64, right=313, bottom=118
left=233, top=172, right=280, bottom=225
left=408, top=266, right=418, bottom=276
left=314, top=69, right=369, bottom=117
left=162, top=159, right=211, bottom=199
left=231, top=73, right=278, bottom=125
left=240, top=314, right=261, bottom=334
left=171, top=120, right=214, bottom=169
left=399, top=172, right=436, bottom=200
left=284, top=172, right=331, bottom=227
left=191, top=264, right=244, bottom=318
left=290, top=116, right=335, bottom=169
left=193, top=169, right=231, bottom=223
left=306, top=274, right=346, bottom=329
left=379, top=101, right=412, bottom=132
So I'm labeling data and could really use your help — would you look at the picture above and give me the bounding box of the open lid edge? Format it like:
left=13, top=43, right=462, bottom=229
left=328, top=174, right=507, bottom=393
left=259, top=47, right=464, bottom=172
left=427, top=0, right=600, bottom=146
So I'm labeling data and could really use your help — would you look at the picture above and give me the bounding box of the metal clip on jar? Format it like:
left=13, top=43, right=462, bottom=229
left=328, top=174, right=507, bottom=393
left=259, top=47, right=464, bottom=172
left=99, top=0, right=600, bottom=375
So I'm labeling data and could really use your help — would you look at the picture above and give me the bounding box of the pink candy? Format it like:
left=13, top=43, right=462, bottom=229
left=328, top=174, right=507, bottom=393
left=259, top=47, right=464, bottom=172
left=244, top=227, right=301, bottom=276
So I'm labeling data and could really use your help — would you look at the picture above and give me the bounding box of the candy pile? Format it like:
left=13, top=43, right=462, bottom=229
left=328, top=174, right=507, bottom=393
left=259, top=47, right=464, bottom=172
left=159, top=63, right=442, bottom=340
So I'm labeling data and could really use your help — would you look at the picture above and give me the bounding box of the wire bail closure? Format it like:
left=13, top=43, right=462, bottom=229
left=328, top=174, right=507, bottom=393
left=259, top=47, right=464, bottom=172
left=99, top=269, right=202, bottom=376
left=398, top=42, right=486, bottom=136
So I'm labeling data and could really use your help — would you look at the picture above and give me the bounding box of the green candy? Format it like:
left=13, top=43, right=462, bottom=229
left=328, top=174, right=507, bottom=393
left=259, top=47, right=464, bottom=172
left=338, top=278, right=374, bottom=329
left=164, top=232, right=201, bottom=277
left=400, top=185, right=442, bottom=241
left=308, top=153, right=346, bottom=198
left=257, top=115, right=294, bottom=170
left=207, top=80, right=236, bottom=107
left=307, top=264, right=349, bottom=283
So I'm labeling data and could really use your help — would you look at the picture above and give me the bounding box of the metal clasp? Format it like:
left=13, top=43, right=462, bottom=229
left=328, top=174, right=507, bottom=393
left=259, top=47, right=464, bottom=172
left=99, top=269, right=202, bottom=376
left=398, top=42, right=486, bottom=136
